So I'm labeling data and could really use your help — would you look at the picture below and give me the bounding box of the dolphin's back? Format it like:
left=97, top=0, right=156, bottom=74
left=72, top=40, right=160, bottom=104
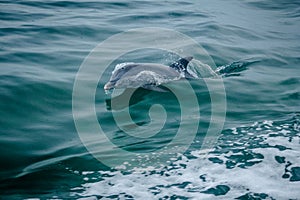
left=104, top=57, right=193, bottom=91
left=128, top=63, right=180, bottom=78
left=112, top=63, right=181, bottom=89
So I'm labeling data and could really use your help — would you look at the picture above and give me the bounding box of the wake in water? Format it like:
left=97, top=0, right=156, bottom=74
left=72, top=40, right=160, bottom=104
left=71, top=114, right=300, bottom=199
left=215, top=58, right=260, bottom=77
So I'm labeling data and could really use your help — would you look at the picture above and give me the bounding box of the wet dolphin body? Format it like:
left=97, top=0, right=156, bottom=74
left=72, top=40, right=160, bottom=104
left=104, top=56, right=193, bottom=91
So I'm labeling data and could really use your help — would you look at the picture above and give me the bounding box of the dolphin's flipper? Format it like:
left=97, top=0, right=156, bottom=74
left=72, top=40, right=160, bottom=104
left=169, top=56, right=194, bottom=78
left=142, top=85, right=169, bottom=92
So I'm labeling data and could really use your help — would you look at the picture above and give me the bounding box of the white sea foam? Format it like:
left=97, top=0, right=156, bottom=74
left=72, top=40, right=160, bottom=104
left=71, top=119, right=300, bottom=199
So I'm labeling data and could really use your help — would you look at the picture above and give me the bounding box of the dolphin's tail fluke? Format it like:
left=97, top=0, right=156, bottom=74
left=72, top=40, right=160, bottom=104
left=169, top=56, right=194, bottom=78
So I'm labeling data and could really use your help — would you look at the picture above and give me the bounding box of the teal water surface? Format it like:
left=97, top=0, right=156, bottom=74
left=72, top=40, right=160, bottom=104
left=1, top=0, right=300, bottom=199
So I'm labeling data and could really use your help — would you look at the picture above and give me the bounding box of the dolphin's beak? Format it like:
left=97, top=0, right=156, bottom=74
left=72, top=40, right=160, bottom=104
left=104, top=81, right=115, bottom=90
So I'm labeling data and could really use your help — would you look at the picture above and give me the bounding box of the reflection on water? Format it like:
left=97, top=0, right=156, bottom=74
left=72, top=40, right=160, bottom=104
left=105, top=88, right=151, bottom=110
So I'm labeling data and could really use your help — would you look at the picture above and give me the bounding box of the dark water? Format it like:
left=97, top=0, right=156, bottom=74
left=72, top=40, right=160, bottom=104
left=1, top=0, right=300, bottom=199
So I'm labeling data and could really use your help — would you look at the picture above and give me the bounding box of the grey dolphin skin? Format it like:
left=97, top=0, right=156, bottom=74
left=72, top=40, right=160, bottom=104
left=104, top=56, right=193, bottom=91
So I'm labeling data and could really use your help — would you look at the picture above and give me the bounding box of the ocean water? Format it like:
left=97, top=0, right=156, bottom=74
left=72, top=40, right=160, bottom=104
left=1, top=0, right=300, bottom=199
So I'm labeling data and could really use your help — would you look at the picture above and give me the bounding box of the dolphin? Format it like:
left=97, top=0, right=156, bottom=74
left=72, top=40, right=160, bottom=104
left=104, top=56, right=194, bottom=92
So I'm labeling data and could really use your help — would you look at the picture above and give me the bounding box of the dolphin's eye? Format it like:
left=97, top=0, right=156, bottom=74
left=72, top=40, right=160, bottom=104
left=121, top=67, right=125, bottom=70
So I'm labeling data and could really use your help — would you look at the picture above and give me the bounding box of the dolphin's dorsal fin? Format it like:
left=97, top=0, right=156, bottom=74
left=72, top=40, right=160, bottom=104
left=169, top=56, right=193, bottom=77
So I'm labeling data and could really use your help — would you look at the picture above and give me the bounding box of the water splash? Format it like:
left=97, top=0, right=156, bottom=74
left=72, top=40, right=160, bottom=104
left=215, top=58, right=260, bottom=77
